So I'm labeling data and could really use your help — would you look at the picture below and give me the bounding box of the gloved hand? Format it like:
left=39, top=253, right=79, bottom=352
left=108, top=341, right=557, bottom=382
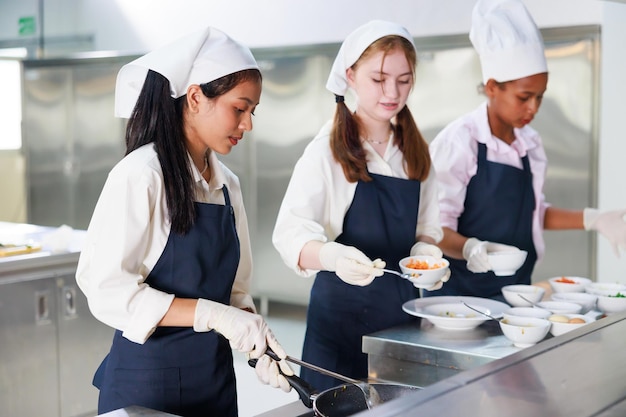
left=584, top=208, right=626, bottom=257
left=194, top=299, right=284, bottom=359
left=319, top=242, right=384, bottom=286
left=410, top=241, right=443, bottom=258
left=254, top=354, right=294, bottom=393
left=462, top=238, right=520, bottom=273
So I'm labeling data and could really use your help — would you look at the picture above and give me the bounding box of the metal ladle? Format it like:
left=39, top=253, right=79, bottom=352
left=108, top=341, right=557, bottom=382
left=265, top=350, right=382, bottom=409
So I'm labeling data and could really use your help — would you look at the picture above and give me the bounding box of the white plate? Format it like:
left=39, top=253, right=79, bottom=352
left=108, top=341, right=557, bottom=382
left=402, top=296, right=510, bottom=331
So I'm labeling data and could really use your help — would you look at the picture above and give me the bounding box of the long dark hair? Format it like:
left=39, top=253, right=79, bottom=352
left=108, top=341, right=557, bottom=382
left=330, top=35, right=431, bottom=182
left=125, top=68, right=262, bottom=234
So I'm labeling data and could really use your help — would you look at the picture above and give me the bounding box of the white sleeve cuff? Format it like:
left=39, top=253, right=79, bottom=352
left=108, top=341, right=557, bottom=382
left=122, top=288, right=175, bottom=344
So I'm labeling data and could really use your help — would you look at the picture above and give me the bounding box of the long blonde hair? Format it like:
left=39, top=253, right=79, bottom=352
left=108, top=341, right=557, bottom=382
left=329, top=35, right=431, bottom=182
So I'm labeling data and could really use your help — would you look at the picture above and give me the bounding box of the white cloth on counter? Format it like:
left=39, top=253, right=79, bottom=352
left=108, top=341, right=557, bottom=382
left=272, top=120, right=443, bottom=277
left=76, top=143, right=255, bottom=344
left=429, top=101, right=549, bottom=260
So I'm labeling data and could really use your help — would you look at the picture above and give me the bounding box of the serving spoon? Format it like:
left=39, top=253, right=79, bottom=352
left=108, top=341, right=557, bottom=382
left=518, top=294, right=542, bottom=308
left=461, top=301, right=501, bottom=322
left=382, top=269, right=416, bottom=280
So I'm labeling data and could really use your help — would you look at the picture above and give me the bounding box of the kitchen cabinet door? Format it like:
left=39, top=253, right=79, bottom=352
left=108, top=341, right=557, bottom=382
left=56, top=274, right=114, bottom=417
left=0, top=277, right=59, bottom=417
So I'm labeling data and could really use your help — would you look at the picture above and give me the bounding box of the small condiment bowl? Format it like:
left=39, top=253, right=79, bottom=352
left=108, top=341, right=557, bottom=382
left=503, top=307, right=552, bottom=321
left=499, top=316, right=551, bottom=348
left=536, top=300, right=582, bottom=315
left=501, top=284, right=545, bottom=307
left=596, top=293, right=626, bottom=315
left=585, top=282, right=626, bottom=297
left=548, top=313, right=594, bottom=337
left=551, top=292, right=597, bottom=314
left=399, top=256, right=450, bottom=289
left=487, top=250, right=528, bottom=276
left=548, top=276, right=592, bottom=293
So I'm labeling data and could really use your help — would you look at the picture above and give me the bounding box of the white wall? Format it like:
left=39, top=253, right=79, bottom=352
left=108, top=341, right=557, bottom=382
left=1, top=0, right=624, bottom=282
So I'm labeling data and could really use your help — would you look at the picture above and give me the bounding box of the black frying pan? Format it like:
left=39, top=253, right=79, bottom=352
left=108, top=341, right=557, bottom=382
left=248, top=356, right=419, bottom=416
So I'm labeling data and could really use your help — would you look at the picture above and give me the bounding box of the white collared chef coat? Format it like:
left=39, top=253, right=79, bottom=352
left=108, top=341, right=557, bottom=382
left=429, top=101, right=550, bottom=260
left=76, top=143, right=255, bottom=344
left=272, top=120, right=443, bottom=277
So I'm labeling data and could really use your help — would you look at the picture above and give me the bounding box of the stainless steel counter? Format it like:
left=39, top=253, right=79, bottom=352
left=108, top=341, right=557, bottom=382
left=354, top=311, right=626, bottom=417
left=0, top=221, right=112, bottom=417
left=363, top=319, right=522, bottom=387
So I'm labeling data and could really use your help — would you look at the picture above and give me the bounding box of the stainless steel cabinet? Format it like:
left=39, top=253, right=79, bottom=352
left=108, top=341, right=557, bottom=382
left=0, top=270, right=114, bottom=417
left=0, top=223, right=114, bottom=417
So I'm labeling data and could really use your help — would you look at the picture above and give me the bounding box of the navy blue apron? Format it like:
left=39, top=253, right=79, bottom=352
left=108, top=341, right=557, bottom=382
left=95, top=187, right=240, bottom=417
left=426, top=143, right=537, bottom=301
left=301, top=172, right=420, bottom=391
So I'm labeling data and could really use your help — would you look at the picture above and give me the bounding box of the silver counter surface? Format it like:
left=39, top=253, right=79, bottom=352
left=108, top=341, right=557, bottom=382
left=0, top=221, right=85, bottom=279
left=353, top=311, right=626, bottom=417
left=363, top=318, right=527, bottom=387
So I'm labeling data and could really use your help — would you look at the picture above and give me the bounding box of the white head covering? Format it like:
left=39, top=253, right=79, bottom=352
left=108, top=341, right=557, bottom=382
left=326, top=20, right=416, bottom=97
left=470, top=0, right=547, bottom=84
left=114, top=27, right=258, bottom=118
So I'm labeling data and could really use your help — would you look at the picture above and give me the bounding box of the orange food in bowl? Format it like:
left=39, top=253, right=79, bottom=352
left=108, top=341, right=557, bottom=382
left=555, top=277, right=576, bottom=284
left=568, top=317, right=586, bottom=324
left=405, top=259, right=444, bottom=270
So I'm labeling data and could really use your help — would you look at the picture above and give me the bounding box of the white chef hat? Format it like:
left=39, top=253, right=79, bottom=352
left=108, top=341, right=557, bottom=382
left=115, top=26, right=258, bottom=118
left=470, top=0, right=547, bottom=84
left=326, top=20, right=416, bottom=97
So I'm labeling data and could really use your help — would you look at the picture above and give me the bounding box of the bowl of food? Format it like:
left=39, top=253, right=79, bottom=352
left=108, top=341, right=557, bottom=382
left=596, top=292, right=626, bottom=315
left=548, top=276, right=592, bottom=293
left=503, top=306, right=552, bottom=321
left=499, top=316, right=551, bottom=348
left=501, top=284, right=545, bottom=307
left=548, top=314, right=594, bottom=337
left=399, top=256, right=450, bottom=289
left=536, top=300, right=582, bottom=315
left=585, top=282, right=626, bottom=297
left=487, top=250, right=528, bottom=276
left=551, top=292, right=597, bottom=314
left=420, top=302, right=490, bottom=331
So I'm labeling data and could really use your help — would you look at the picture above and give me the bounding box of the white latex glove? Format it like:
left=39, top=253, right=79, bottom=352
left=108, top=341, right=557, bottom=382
left=423, top=269, right=451, bottom=291
left=319, top=242, right=384, bottom=286
left=410, top=242, right=443, bottom=258
left=254, top=354, right=294, bottom=393
left=462, top=238, right=520, bottom=273
left=584, top=208, right=626, bottom=257
left=194, top=299, right=284, bottom=359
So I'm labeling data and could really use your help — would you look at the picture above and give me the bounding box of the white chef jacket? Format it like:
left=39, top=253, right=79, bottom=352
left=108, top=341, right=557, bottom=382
left=76, top=143, right=255, bottom=344
left=272, top=120, right=443, bottom=277
left=429, top=101, right=549, bottom=260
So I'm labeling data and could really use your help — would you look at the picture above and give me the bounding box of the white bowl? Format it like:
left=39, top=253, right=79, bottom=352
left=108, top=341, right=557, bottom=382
left=399, top=256, right=450, bottom=289
left=501, top=284, right=545, bottom=307
left=596, top=294, right=626, bottom=315
left=420, top=302, right=490, bottom=330
left=585, top=282, right=626, bottom=297
left=548, top=276, right=592, bottom=293
left=551, top=292, right=597, bottom=314
left=503, top=307, right=552, bottom=321
left=499, top=316, right=551, bottom=348
left=548, top=313, right=594, bottom=337
left=487, top=250, right=528, bottom=276
left=536, top=300, right=582, bottom=315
